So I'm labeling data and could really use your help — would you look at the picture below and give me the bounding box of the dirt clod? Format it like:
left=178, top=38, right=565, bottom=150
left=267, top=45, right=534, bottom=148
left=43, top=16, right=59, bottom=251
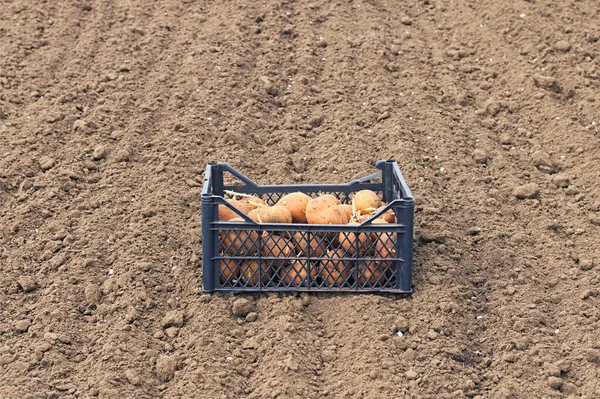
left=309, top=115, right=325, bottom=128
left=499, top=133, right=512, bottom=145
left=405, top=370, right=419, bottom=380
left=165, top=327, right=179, bottom=338
left=514, top=183, right=540, bottom=199
left=551, top=174, right=570, bottom=188
left=15, top=319, right=31, bottom=333
left=232, top=298, right=253, bottom=317
left=242, top=337, right=259, bottom=349
left=17, top=276, right=37, bottom=292
left=548, top=377, right=562, bottom=390
left=84, top=283, right=102, bottom=304
left=156, top=355, right=177, bottom=382
left=92, top=145, right=107, bottom=160
left=531, top=150, right=555, bottom=171
left=554, top=40, right=571, bottom=51
left=585, top=349, right=600, bottom=363
left=579, top=258, right=595, bottom=271
left=38, top=156, right=55, bottom=171
left=245, top=312, right=258, bottom=322
left=473, top=149, right=489, bottom=164
left=125, top=369, right=140, bottom=385
left=161, top=311, right=184, bottom=328
left=533, top=75, right=560, bottom=91
left=401, top=16, right=413, bottom=25
left=321, top=349, right=336, bottom=363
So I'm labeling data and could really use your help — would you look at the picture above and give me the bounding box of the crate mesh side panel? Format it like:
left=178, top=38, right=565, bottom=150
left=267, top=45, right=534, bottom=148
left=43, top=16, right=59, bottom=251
left=216, top=226, right=399, bottom=290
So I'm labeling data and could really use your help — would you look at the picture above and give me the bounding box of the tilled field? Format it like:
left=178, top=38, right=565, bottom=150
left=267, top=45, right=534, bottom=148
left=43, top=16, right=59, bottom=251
left=1, top=1, right=599, bottom=398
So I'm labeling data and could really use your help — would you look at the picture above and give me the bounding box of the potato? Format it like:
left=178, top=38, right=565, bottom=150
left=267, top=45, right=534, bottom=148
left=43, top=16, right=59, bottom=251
left=280, top=260, right=317, bottom=286
left=248, top=208, right=268, bottom=223
left=369, top=218, right=389, bottom=242
left=357, top=259, right=385, bottom=286
left=321, top=249, right=352, bottom=286
left=356, top=214, right=370, bottom=224
left=219, top=199, right=251, bottom=221
left=291, top=232, right=327, bottom=257
left=318, top=194, right=340, bottom=205
left=375, top=236, right=396, bottom=258
left=338, top=221, right=370, bottom=256
left=220, top=217, right=259, bottom=255
left=338, top=204, right=354, bottom=223
left=353, top=190, right=381, bottom=215
left=262, top=234, right=295, bottom=267
left=376, top=206, right=396, bottom=223
left=239, top=260, right=272, bottom=286
left=277, top=192, right=311, bottom=223
left=375, top=235, right=397, bottom=277
left=219, top=259, right=240, bottom=284
left=239, top=195, right=267, bottom=210
left=305, top=197, right=345, bottom=225
left=261, top=206, right=293, bottom=224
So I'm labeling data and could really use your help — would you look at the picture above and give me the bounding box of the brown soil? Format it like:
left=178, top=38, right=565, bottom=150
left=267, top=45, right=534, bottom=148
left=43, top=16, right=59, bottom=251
left=1, top=0, right=599, bottom=398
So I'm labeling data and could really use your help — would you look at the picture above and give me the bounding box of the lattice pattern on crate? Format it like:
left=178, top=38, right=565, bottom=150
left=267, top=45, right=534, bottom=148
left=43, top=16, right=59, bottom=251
left=216, top=227, right=399, bottom=289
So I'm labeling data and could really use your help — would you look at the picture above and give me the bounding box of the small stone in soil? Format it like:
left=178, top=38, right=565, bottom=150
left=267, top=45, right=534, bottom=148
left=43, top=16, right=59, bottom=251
left=513, top=183, right=540, bottom=199
left=401, top=16, right=413, bottom=25
left=245, top=312, right=258, bottom=322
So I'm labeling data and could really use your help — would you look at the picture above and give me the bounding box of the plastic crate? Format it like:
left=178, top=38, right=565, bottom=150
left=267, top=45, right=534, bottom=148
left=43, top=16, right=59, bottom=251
left=201, top=160, right=414, bottom=294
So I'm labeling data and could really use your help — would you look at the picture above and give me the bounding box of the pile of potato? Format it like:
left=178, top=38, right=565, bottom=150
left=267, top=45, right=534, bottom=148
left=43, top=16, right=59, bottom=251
left=217, top=190, right=398, bottom=287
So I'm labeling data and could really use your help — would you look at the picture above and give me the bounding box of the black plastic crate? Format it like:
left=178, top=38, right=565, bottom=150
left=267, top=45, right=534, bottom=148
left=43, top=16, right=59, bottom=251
left=201, top=160, right=414, bottom=294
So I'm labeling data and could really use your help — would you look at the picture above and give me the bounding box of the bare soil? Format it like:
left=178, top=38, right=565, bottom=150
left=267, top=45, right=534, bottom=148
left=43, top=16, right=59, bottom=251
left=1, top=0, right=599, bottom=398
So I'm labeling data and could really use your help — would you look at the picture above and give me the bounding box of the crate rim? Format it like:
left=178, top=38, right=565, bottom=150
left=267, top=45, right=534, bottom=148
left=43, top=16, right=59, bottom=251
left=201, top=159, right=413, bottom=203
